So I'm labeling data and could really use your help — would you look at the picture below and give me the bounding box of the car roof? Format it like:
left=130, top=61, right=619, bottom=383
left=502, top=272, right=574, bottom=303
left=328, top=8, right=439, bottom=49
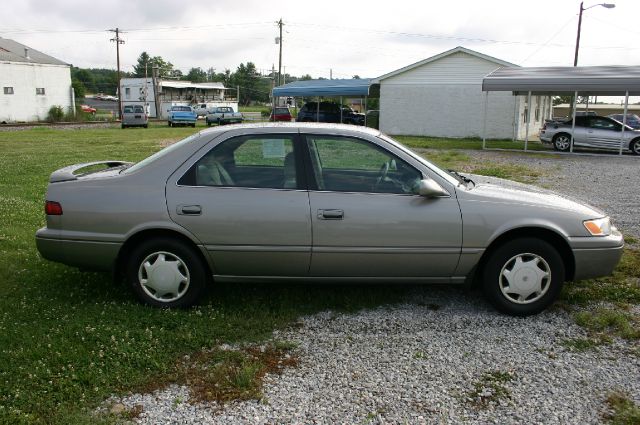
left=197, top=122, right=381, bottom=138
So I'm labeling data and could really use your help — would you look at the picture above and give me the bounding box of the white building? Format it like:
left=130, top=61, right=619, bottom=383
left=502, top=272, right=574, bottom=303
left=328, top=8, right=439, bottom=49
left=120, top=78, right=239, bottom=118
left=0, top=37, right=73, bottom=123
left=374, top=46, right=551, bottom=140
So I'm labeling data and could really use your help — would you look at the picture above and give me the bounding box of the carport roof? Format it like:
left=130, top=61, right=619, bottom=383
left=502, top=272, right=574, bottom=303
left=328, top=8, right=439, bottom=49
left=272, top=78, right=378, bottom=97
left=482, top=66, right=640, bottom=95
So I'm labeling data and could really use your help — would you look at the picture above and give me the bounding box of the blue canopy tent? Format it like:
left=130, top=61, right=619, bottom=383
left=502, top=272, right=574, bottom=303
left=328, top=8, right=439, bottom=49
left=272, top=78, right=379, bottom=124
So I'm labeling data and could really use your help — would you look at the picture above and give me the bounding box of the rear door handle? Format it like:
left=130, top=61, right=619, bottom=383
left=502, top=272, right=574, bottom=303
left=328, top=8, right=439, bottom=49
left=318, top=209, right=344, bottom=220
left=177, top=204, right=202, bottom=215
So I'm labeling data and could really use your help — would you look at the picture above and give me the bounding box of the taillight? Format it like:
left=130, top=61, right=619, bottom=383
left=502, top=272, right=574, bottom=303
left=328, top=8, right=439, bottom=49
left=45, top=201, right=63, bottom=215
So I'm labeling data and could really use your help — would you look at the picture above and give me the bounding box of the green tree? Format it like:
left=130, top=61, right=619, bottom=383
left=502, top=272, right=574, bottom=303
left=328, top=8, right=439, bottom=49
left=132, top=52, right=152, bottom=77
left=133, top=53, right=174, bottom=78
left=553, top=96, right=572, bottom=106
left=184, top=67, right=207, bottom=82
left=72, top=68, right=96, bottom=92
left=71, top=78, right=86, bottom=100
left=231, top=62, right=262, bottom=105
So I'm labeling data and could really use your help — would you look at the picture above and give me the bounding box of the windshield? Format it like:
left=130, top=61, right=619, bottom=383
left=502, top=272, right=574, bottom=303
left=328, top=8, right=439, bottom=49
left=377, top=133, right=461, bottom=187
left=172, top=106, right=192, bottom=112
left=123, top=133, right=200, bottom=174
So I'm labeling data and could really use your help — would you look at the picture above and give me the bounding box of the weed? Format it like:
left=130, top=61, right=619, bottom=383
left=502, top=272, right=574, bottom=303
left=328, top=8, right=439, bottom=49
left=604, top=391, right=640, bottom=424
left=561, top=337, right=606, bottom=352
left=573, top=309, right=640, bottom=341
left=467, top=370, right=514, bottom=408
left=561, top=249, right=640, bottom=307
left=273, top=340, right=299, bottom=351
left=178, top=344, right=298, bottom=404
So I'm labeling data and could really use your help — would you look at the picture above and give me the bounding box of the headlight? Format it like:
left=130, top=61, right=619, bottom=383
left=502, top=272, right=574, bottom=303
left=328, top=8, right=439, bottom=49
left=583, top=217, right=611, bottom=236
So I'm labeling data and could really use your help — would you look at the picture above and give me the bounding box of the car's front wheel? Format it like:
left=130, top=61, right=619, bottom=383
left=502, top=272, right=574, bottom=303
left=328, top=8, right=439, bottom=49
left=126, top=238, right=209, bottom=308
left=482, top=237, right=565, bottom=316
left=552, top=133, right=571, bottom=152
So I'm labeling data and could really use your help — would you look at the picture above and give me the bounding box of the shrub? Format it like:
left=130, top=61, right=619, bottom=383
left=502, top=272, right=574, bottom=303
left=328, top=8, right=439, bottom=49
left=47, top=105, right=65, bottom=122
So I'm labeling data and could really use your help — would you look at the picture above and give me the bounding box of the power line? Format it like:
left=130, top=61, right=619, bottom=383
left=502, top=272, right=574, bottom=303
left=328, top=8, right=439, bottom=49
left=520, top=16, right=577, bottom=64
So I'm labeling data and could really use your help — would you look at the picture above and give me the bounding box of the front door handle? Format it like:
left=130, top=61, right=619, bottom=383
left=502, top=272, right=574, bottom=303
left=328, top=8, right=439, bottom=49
left=318, top=209, right=344, bottom=220
left=177, top=204, right=202, bottom=215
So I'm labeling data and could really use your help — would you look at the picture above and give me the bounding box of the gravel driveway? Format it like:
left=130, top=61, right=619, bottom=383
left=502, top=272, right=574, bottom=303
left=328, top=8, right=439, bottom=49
left=107, top=150, right=640, bottom=424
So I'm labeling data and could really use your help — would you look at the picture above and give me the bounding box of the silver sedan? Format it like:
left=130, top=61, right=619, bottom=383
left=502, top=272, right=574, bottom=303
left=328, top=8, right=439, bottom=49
left=36, top=124, right=624, bottom=316
left=539, top=115, right=640, bottom=154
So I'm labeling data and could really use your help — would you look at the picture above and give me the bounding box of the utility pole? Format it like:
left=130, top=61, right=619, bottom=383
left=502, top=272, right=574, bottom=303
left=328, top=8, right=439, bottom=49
left=276, top=18, right=283, bottom=86
left=109, top=28, right=125, bottom=119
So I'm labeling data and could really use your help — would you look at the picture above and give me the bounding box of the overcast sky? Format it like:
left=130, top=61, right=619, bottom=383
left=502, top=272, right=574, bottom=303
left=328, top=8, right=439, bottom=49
left=2, top=0, right=639, bottom=80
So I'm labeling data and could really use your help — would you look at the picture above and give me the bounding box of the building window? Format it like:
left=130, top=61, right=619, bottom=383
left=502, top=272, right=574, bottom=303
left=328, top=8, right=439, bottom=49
left=125, top=87, right=130, bottom=99
left=36, top=88, right=45, bottom=95
left=3, top=87, right=14, bottom=95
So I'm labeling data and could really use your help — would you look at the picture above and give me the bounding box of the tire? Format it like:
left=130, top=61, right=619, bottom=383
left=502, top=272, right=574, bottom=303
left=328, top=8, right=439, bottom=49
left=630, top=138, right=640, bottom=155
left=168, top=121, right=172, bottom=127
left=482, top=237, right=565, bottom=316
left=552, top=133, right=571, bottom=152
left=191, top=123, right=196, bottom=128
left=206, top=120, right=211, bottom=127
left=126, top=237, right=209, bottom=308
left=143, top=124, right=148, bottom=129
left=121, top=124, right=126, bottom=129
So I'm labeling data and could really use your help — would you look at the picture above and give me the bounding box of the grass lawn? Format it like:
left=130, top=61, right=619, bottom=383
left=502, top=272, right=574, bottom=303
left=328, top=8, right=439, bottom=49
left=0, top=126, right=637, bottom=423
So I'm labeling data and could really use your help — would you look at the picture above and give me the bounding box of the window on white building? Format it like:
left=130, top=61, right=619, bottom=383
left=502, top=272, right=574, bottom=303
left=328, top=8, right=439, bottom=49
left=36, top=88, right=45, bottom=95
left=3, top=87, right=14, bottom=95
left=125, top=87, right=130, bottom=99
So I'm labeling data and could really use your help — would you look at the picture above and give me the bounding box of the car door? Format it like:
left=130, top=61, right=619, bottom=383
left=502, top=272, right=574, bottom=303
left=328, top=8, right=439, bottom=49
left=587, top=117, right=625, bottom=150
left=303, top=133, right=462, bottom=279
left=569, top=116, right=590, bottom=147
left=166, top=131, right=311, bottom=277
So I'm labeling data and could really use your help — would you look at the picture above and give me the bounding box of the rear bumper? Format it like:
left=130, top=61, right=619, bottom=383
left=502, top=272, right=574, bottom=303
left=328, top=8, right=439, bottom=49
left=36, top=227, right=121, bottom=272
left=569, top=231, right=624, bottom=281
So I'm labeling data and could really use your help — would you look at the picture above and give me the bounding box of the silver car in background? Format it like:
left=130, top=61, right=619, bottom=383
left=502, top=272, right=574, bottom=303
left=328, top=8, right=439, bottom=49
left=539, top=115, right=640, bottom=154
left=36, top=124, right=624, bottom=316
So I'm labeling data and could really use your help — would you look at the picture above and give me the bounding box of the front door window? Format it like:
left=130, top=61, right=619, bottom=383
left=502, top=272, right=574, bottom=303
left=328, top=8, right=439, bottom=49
left=305, top=136, right=421, bottom=194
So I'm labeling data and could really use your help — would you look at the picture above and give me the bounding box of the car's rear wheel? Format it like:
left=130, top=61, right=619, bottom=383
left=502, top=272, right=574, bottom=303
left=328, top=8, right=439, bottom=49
left=630, top=138, right=640, bottom=155
left=552, top=133, right=571, bottom=152
left=126, top=237, right=209, bottom=308
left=206, top=120, right=211, bottom=127
left=191, top=123, right=196, bottom=128
left=143, top=124, right=148, bottom=129
left=482, top=237, right=565, bottom=316
left=168, top=121, right=172, bottom=127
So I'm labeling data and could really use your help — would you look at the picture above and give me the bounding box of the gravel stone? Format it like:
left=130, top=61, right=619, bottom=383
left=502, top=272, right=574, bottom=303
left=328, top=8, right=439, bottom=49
left=104, top=149, right=640, bottom=424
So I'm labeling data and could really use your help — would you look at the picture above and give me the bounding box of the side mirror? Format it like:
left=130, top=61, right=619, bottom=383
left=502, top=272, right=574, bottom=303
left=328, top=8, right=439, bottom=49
left=418, top=178, right=449, bottom=198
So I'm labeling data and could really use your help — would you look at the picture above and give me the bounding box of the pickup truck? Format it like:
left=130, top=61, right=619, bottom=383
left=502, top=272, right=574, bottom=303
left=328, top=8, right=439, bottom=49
left=205, top=107, right=243, bottom=126
left=167, top=105, right=197, bottom=127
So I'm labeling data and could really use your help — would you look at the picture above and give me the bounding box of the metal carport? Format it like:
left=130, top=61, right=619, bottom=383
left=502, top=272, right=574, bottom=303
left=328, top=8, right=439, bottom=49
left=482, top=65, right=640, bottom=154
left=272, top=79, right=379, bottom=125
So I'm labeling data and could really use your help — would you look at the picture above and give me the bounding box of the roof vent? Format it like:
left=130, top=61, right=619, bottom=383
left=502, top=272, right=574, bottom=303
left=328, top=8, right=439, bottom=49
left=24, top=48, right=30, bottom=59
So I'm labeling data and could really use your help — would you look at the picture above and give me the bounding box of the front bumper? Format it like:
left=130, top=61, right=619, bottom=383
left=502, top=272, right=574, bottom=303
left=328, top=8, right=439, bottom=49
left=569, top=230, right=624, bottom=281
left=36, top=227, right=121, bottom=272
